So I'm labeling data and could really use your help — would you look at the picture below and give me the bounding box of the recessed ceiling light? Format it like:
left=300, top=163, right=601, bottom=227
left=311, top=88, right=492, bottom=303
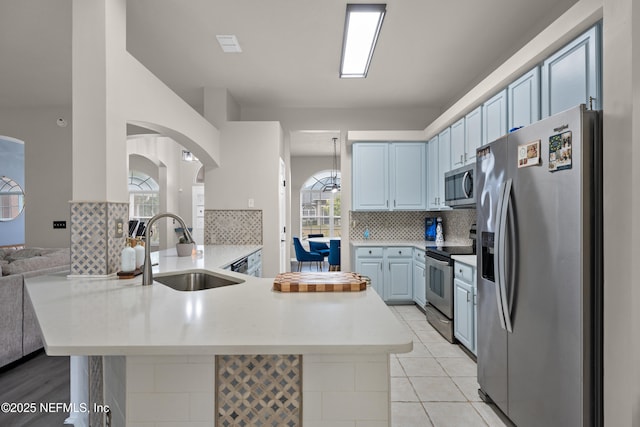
left=216, top=35, right=242, bottom=53
left=340, top=4, right=386, bottom=78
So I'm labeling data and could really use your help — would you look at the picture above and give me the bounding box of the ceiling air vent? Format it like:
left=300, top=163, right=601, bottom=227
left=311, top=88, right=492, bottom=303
left=216, top=35, right=242, bottom=53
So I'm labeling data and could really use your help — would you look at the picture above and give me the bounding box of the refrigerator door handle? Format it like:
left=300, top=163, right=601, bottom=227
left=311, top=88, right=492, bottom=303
left=498, top=179, right=513, bottom=333
left=494, top=180, right=508, bottom=331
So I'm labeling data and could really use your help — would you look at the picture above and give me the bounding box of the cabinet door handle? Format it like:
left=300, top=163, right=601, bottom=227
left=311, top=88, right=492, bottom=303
left=394, top=200, right=396, bottom=207
left=467, top=292, right=470, bottom=302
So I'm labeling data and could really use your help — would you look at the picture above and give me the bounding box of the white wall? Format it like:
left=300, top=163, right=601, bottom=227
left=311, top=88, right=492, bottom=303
left=0, top=107, right=72, bottom=248
left=72, top=0, right=220, bottom=206
left=602, top=0, right=640, bottom=425
left=205, top=121, right=283, bottom=277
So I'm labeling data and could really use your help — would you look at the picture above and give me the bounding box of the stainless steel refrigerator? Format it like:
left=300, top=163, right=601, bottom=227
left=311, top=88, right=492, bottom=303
left=476, top=104, right=602, bottom=427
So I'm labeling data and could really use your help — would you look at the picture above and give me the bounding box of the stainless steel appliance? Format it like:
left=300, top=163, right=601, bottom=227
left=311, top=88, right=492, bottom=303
left=425, top=225, right=476, bottom=343
left=476, top=105, right=602, bottom=427
left=444, top=163, right=475, bottom=208
left=230, top=257, right=249, bottom=274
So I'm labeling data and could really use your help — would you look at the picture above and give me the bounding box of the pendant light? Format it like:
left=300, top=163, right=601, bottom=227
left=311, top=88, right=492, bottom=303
left=323, top=137, right=341, bottom=193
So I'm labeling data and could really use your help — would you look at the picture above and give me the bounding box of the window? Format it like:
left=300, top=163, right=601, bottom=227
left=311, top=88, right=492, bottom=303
left=128, top=171, right=160, bottom=245
left=300, top=171, right=341, bottom=238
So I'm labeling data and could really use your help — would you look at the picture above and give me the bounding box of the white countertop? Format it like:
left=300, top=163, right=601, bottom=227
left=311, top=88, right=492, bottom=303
left=451, top=254, right=477, bottom=267
left=26, top=245, right=412, bottom=357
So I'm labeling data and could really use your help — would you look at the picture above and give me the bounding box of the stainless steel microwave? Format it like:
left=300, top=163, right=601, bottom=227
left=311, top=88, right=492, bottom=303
left=444, top=164, right=475, bottom=208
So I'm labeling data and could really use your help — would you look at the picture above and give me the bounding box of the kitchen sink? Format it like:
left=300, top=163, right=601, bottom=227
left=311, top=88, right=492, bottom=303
left=153, top=270, right=244, bottom=291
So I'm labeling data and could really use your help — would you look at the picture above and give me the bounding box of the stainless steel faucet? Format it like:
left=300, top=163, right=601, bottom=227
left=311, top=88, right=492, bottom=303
left=141, top=212, right=195, bottom=286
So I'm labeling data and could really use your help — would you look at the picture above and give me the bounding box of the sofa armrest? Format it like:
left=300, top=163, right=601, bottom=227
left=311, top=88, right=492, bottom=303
left=0, top=275, right=24, bottom=367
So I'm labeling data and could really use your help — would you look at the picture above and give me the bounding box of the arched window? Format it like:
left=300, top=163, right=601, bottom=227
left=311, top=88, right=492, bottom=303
left=300, top=171, right=341, bottom=238
left=128, top=171, right=160, bottom=244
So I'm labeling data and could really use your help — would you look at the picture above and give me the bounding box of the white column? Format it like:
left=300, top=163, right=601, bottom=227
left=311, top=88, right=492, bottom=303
left=72, top=0, right=128, bottom=202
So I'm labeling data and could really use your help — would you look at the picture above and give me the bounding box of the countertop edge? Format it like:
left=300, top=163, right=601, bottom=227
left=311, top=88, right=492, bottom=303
left=43, top=341, right=414, bottom=357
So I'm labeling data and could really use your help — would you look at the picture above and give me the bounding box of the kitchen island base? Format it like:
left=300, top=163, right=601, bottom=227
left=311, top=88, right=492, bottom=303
left=75, top=352, right=391, bottom=426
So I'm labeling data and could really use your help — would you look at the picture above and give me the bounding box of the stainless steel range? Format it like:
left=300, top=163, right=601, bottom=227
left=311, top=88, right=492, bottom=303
left=425, top=225, right=476, bottom=343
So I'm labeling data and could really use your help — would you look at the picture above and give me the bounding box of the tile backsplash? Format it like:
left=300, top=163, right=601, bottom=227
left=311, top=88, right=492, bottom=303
left=70, top=201, right=128, bottom=276
left=350, top=209, right=477, bottom=244
left=204, top=209, right=262, bottom=245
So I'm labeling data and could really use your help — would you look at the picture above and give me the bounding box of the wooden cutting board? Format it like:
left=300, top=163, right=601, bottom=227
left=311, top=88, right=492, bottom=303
left=273, top=272, right=367, bottom=292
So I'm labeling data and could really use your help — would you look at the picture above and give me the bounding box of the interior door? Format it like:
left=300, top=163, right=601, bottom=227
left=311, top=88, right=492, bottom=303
left=279, top=158, right=287, bottom=273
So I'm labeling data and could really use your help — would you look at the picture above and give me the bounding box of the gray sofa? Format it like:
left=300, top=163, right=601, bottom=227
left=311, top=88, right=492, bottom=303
left=0, top=247, right=70, bottom=368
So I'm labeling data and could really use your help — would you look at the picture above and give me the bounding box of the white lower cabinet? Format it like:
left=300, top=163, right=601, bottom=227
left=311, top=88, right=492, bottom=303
left=355, top=247, right=384, bottom=297
left=453, top=260, right=477, bottom=355
left=385, top=247, right=413, bottom=302
left=354, top=246, right=414, bottom=303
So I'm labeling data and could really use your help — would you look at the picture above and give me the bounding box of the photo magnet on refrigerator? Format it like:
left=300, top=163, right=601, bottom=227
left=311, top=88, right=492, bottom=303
left=548, top=131, right=572, bottom=172
left=517, top=140, right=541, bottom=168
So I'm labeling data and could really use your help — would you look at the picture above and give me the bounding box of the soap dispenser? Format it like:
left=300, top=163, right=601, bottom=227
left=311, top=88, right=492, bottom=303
left=121, top=238, right=136, bottom=273
left=134, top=238, right=145, bottom=270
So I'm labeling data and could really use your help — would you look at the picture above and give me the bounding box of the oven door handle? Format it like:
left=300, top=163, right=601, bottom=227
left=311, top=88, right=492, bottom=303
left=425, top=256, right=450, bottom=267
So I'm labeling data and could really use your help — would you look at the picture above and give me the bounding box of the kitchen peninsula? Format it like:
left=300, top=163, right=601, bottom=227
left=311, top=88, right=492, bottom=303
left=25, top=245, right=412, bottom=426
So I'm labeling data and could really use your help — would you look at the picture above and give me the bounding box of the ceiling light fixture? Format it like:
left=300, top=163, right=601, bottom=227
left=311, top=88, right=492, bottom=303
left=339, top=3, right=386, bottom=78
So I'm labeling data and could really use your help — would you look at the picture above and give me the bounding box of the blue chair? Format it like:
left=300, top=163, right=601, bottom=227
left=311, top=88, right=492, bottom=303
left=328, top=239, right=341, bottom=271
left=308, top=233, right=330, bottom=257
left=293, top=237, right=324, bottom=271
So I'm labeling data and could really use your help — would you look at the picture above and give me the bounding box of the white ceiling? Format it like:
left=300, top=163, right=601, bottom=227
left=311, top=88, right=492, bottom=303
left=1, top=0, right=578, bottom=155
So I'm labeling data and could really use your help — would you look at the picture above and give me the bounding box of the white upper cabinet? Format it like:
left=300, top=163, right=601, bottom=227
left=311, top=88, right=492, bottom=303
left=508, top=67, right=540, bottom=130
left=541, top=25, right=600, bottom=117
left=390, top=143, right=427, bottom=210
left=352, top=142, right=426, bottom=211
left=426, top=130, right=451, bottom=209
left=464, top=106, right=482, bottom=165
left=352, top=143, right=389, bottom=211
left=483, top=89, right=508, bottom=145
left=450, top=118, right=466, bottom=169
left=426, top=136, right=440, bottom=209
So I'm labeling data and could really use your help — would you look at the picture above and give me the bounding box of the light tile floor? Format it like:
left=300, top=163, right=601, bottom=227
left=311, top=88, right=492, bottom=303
left=389, top=304, right=513, bottom=427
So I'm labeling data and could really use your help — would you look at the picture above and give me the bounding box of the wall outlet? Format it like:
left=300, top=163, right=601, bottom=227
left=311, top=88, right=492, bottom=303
left=115, top=219, right=124, bottom=238
left=248, top=198, right=255, bottom=208
left=53, top=221, right=67, bottom=229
